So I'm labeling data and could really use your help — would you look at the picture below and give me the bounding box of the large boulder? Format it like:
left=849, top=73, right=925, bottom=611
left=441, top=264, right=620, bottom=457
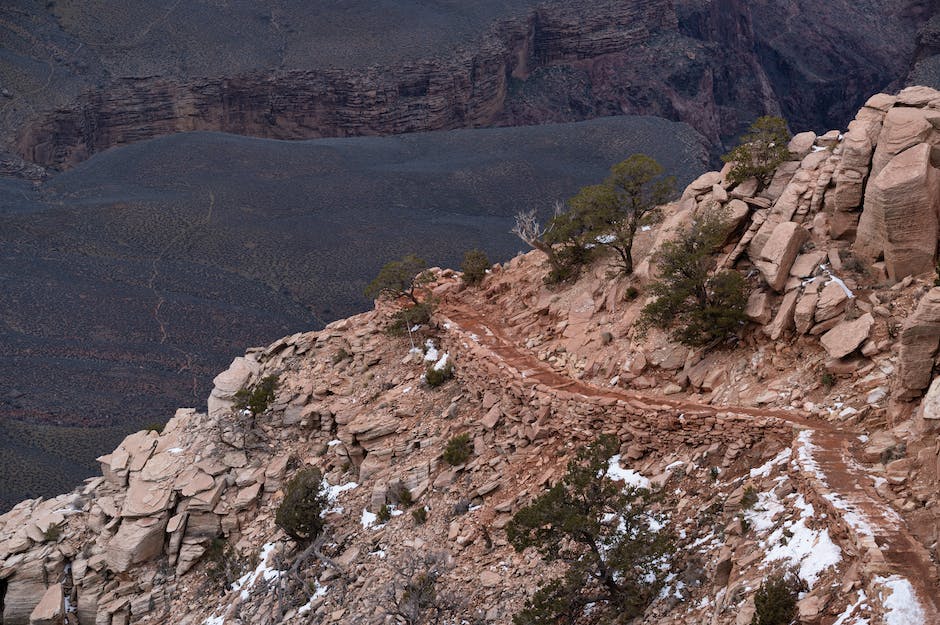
left=898, top=288, right=940, bottom=399
left=870, top=108, right=934, bottom=178
left=105, top=516, right=169, bottom=573
left=820, top=313, right=874, bottom=359
left=28, top=583, right=63, bottom=625
left=207, top=355, right=260, bottom=418
left=855, top=143, right=940, bottom=281
left=754, top=222, right=809, bottom=292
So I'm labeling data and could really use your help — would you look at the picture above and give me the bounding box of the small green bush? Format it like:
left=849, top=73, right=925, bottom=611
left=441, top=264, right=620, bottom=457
left=275, top=466, right=328, bottom=544
left=751, top=574, right=800, bottom=625
left=233, top=374, right=279, bottom=416
left=331, top=348, right=351, bottom=364
left=821, top=372, right=836, bottom=388
left=741, top=486, right=758, bottom=510
left=412, top=507, right=428, bottom=525
left=377, top=504, right=392, bottom=524
left=425, top=361, right=455, bottom=388
left=42, top=524, right=62, bottom=543
left=387, top=301, right=434, bottom=336
left=203, top=537, right=246, bottom=594
left=396, top=484, right=414, bottom=508
left=142, top=421, right=165, bottom=433
left=461, top=249, right=490, bottom=286
left=722, top=116, right=791, bottom=186
left=443, top=433, right=472, bottom=466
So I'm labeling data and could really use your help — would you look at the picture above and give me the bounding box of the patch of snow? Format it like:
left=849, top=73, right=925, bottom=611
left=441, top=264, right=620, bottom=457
left=361, top=509, right=378, bottom=528
left=664, top=460, right=685, bottom=472
left=606, top=455, right=650, bottom=489
left=297, top=581, right=329, bottom=615
left=596, top=234, right=617, bottom=244
left=442, top=321, right=452, bottom=330
left=744, top=491, right=786, bottom=533
left=750, top=448, right=792, bottom=478
left=402, top=386, right=412, bottom=394
left=423, top=339, right=439, bottom=361
left=167, top=447, right=184, bottom=454
left=468, top=333, right=480, bottom=342
left=824, top=272, right=855, bottom=299
left=231, top=542, right=281, bottom=600
left=433, top=353, right=450, bottom=371
left=324, top=480, right=358, bottom=501
left=640, top=225, right=652, bottom=232
left=327, top=439, right=342, bottom=447
left=874, top=576, right=925, bottom=625
left=832, top=591, right=869, bottom=625
left=764, top=512, right=841, bottom=587
left=202, top=616, right=226, bottom=625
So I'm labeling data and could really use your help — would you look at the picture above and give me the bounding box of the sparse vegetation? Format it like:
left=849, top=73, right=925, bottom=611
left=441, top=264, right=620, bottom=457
left=506, top=435, right=672, bottom=625
left=412, top=507, right=428, bottom=525
left=461, top=249, right=490, bottom=286
left=443, top=433, right=472, bottom=466
left=722, top=116, right=791, bottom=186
left=425, top=361, right=455, bottom=388
left=396, top=483, right=415, bottom=508
left=741, top=486, right=758, bottom=510
left=42, top=523, right=62, bottom=543
left=331, top=348, right=351, bottom=364
left=275, top=466, right=328, bottom=544
left=639, top=208, right=748, bottom=346
left=751, top=573, right=800, bottom=625
left=203, top=536, right=246, bottom=595
left=377, top=504, right=392, bottom=524
left=142, top=421, right=165, bottom=434
left=365, top=254, right=434, bottom=306
left=820, top=372, right=836, bottom=389
left=233, top=374, right=279, bottom=416
left=383, top=551, right=471, bottom=625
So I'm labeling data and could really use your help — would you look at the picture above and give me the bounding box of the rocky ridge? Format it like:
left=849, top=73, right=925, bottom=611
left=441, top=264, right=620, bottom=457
left=5, top=88, right=940, bottom=624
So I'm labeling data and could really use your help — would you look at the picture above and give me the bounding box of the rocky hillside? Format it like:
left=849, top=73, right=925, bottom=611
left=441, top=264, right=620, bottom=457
left=5, top=87, right=940, bottom=625
left=0, top=0, right=935, bottom=173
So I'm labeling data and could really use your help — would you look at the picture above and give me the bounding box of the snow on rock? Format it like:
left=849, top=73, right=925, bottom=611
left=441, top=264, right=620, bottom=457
left=606, top=454, right=650, bottom=489
left=297, top=581, right=329, bottom=615
left=361, top=509, right=378, bottom=528
left=875, top=576, right=925, bottom=625
left=433, top=352, right=450, bottom=371
left=423, top=339, right=439, bottom=362
left=749, top=448, right=791, bottom=478
left=232, top=542, right=281, bottom=600
left=750, top=488, right=841, bottom=588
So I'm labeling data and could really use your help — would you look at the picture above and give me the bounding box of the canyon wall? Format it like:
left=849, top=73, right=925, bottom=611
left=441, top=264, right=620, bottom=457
left=4, top=0, right=935, bottom=171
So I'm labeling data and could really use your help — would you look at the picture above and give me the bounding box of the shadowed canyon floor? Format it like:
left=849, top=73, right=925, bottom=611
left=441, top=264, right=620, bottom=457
left=0, top=115, right=707, bottom=510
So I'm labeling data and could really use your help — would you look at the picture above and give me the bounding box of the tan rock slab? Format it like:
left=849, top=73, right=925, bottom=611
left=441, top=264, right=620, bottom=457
left=856, top=143, right=940, bottom=280
left=820, top=313, right=874, bottom=359
left=28, top=583, right=63, bottom=625
left=755, top=221, right=810, bottom=292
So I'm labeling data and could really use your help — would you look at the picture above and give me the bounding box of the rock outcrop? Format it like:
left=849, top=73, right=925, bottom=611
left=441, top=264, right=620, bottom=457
left=856, top=142, right=940, bottom=280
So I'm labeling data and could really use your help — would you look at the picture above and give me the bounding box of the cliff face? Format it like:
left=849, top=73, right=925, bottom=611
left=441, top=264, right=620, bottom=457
left=3, top=0, right=936, bottom=171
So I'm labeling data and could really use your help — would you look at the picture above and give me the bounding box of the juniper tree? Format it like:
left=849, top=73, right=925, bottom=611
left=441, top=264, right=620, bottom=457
left=722, top=116, right=791, bottom=186
left=506, top=435, right=672, bottom=625
left=639, top=208, right=748, bottom=346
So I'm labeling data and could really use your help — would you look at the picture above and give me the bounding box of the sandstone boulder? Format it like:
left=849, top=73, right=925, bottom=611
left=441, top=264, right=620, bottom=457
left=814, top=281, right=849, bottom=322
left=681, top=171, right=723, bottom=200
left=788, top=131, right=816, bottom=158
left=745, top=291, right=772, bottom=325
left=754, top=222, right=809, bottom=292
left=28, top=583, right=63, bottom=625
left=764, top=289, right=799, bottom=340
left=794, top=292, right=818, bottom=335
left=106, top=516, right=168, bottom=573
left=855, top=143, right=940, bottom=280
left=896, top=85, right=940, bottom=107
left=820, top=313, right=874, bottom=359
left=789, top=252, right=826, bottom=278
left=898, top=288, right=940, bottom=398
left=208, top=355, right=260, bottom=418
left=871, top=108, right=934, bottom=178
